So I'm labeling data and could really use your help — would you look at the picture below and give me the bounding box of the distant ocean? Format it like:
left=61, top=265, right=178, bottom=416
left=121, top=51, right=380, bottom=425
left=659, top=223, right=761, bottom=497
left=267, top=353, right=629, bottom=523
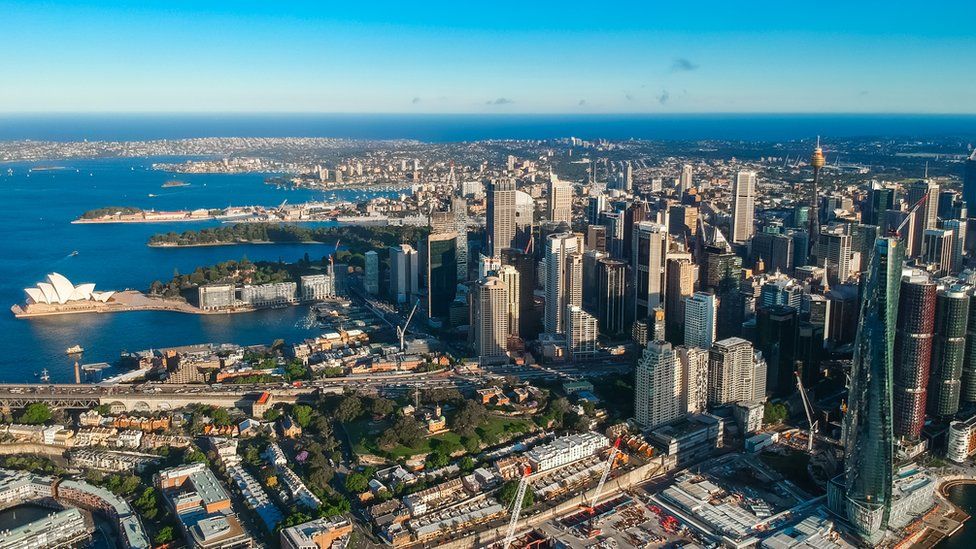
left=0, top=113, right=975, bottom=142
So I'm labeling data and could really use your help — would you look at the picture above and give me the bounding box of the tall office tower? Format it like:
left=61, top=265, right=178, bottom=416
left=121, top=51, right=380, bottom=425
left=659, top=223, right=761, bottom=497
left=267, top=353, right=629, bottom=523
left=496, top=265, right=521, bottom=338
left=548, top=175, right=573, bottom=225
left=582, top=250, right=608, bottom=311
left=500, top=247, right=538, bottom=338
left=756, top=305, right=799, bottom=398
left=633, top=222, right=668, bottom=320
left=849, top=224, right=879, bottom=274
left=940, top=219, right=966, bottom=274
left=964, top=149, right=976, bottom=212
left=838, top=237, right=903, bottom=546
left=752, top=231, right=795, bottom=275
left=634, top=341, right=683, bottom=429
left=474, top=276, right=509, bottom=365
left=716, top=271, right=746, bottom=340
left=389, top=244, right=419, bottom=304
left=707, top=337, right=765, bottom=405
left=452, top=195, right=469, bottom=281
left=651, top=306, right=667, bottom=341
left=963, top=291, right=976, bottom=405
left=596, top=258, right=628, bottom=339
left=928, top=283, right=971, bottom=418
left=678, top=346, right=709, bottom=414
left=586, top=225, right=608, bottom=253
left=808, top=140, right=826, bottom=261
left=429, top=210, right=454, bottom=234
left=665, top=258, right=697, bottom=344
left=821, top=228, right=852, bottom=284
left=587, top=195, right=607, bottom=225
left=668, top=205, right=698, bottom=240
left=865, top=183, right=896, bottom=226
left=566, top=305, right=599, bottom=359
left=622, top=202, right=648, bottom=262
left=938, top=190, right=968, bottom=220
left=601, top=211, right=625, bottom=258
left=906, top=179, right=940, bottom=258
left=625, top=161, right=634, bottom=191
left=364, top=250, right=379, bottom=295
left=679, top=164, right=694, bottom=193
left=730, top=170, right=757, bottom=244
left=892, top=273, right=936, bottom=441
left=425, top=233, right=458, bottom=320
left=683, top=292, right=717, bottom=350
left=513, top=190, right=535, bottom=251
left=922, top=228, right=954, bottom=276
left=544, top=233, right=582, bottom=334
left=703, top=246, right=742, bottom=290
left=486, top=178, right=516, bottom=257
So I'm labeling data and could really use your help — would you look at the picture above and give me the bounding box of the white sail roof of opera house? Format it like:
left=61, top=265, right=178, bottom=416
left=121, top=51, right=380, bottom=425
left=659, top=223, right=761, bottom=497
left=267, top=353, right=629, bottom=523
left=24, top=273, right=115, bottom=305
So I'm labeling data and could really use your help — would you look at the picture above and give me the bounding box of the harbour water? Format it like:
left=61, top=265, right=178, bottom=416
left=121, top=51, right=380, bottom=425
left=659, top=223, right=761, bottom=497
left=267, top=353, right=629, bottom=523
left=0, top=158, right=400, bottom=382
left=941, top=483, right=976, bottom=548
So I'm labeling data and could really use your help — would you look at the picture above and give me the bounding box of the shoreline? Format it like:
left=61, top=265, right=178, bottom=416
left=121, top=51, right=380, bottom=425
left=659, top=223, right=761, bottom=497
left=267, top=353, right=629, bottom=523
left=10, top=290, right=298, bottom=319
left=148, top=240, right=329, bottom=248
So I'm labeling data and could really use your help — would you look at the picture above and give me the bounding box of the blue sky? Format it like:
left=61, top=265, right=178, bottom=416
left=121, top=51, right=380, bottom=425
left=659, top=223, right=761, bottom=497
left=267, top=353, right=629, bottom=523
left=1, top=1, right=973, bottom=113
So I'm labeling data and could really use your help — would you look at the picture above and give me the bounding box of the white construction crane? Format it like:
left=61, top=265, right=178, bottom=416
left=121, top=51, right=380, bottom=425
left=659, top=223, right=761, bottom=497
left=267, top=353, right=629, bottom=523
left=795, top=371, right=818, bottom=453
left=397, top=299, right=420, bottom=353
left=502, top=465, right=532, bottom=549
left=587, top=437, right=622, bottom=510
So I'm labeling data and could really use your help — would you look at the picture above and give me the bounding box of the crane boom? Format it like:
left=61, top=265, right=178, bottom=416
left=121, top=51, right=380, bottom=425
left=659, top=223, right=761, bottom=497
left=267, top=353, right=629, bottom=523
left=893, top=191, right=930, bottom=237
left=503, top=466, right=532, bottom=549
left=397, top=299, right=420, bottom=352
left=588, top=438, right=622, bottom=509
left=795, top=371, right=817, bottom=452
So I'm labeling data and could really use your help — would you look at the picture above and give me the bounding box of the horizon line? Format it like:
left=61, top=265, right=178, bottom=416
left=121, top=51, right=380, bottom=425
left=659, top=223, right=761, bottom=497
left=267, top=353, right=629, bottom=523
left=2, top=111, right=976, bottom=117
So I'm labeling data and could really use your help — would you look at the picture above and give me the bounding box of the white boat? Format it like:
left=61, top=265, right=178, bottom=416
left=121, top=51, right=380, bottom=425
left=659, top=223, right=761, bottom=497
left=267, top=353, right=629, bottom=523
left=66, top=345, right=84, bottom=354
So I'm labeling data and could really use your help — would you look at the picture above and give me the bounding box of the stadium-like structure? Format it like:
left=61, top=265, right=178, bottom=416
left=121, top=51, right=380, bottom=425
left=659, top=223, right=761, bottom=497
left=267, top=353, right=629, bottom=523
left=24, top=273, right=115, bottom=305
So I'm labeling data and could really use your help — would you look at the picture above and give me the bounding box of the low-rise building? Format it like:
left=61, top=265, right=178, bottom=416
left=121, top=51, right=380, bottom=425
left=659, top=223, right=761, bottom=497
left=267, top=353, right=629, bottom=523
left=279, top=516, right=353, bottom=549
left=525, top=431, right=610, bottom=472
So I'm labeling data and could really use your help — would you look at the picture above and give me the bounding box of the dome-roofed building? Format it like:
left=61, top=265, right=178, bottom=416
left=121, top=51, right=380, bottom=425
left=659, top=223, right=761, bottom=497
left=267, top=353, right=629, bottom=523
left=24, top=273, right=115, bottom=305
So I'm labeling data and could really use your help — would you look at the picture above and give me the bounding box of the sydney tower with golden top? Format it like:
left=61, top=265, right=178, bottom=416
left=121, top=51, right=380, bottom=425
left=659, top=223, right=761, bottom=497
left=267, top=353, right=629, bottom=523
left=809, top=137, right=826, bottom=263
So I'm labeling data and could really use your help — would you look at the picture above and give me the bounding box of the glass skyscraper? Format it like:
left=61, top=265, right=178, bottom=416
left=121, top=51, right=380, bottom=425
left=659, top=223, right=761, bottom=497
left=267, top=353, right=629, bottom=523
left=840, top=236, right=903, bottom=545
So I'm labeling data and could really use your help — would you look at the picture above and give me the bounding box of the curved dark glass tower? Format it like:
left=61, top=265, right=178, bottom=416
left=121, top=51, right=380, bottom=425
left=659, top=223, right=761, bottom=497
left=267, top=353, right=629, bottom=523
left=842, top=236, right=903, bottom=545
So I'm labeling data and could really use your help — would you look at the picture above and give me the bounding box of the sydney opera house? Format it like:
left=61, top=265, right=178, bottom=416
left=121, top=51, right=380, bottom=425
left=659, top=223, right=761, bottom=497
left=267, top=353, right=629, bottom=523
left=24, top=273, right=115, bottom=305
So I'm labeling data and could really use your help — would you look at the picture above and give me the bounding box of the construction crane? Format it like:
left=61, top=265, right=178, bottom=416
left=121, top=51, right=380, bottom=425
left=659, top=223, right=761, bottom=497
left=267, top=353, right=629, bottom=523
left=891, top=191, right=930, bottom=239
left=502, top=465, right=532, bottom=549
left=397, top=299, right=420, bottom=353
left=795, top=371, right=818, bottom=452
left=580, top=437, right=622, bottom=538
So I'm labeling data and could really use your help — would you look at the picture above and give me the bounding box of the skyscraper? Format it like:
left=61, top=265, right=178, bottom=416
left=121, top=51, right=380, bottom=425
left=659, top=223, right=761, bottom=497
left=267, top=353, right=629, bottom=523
left=677, top=346, right=709, bottom=414
left=548, top=175, right=573, bottom=225
left=683, top=292, right=717, bottom=350
left=544, top=233, right=582, bottom=334
left=865, top=183, right=895, bottom=227
left=566, top=305, right=599, bottom=359
left=496, top=264, right=521, bottom=338
left=665, top=258, right=697, bottom=343
left=452, top=195, right=469, bottom=281
left=586, top=225, right=607, bottom=253
left=963, top=290, right=976, bottom=406
left=486, top=178, right=516, bottom=257
left=425, top=233, right=458, bottom=320
left=730, top=170, right=757, bottom=244
left=921, top=228, right=954, bottom=276
left=364, top=250, right=379, bottom=295
left=474, top=276, right=509, bottom=365
left=839, top=237, right=903, bottom=546
left=906, top=179, right=940, bottom=258
left=596, top=258, right=628, bottom=339
left=809, top=140, right=826, bottom=262
left=928, top=283, right=971, bottom=418
left=679, top=164, right=693, bottom=193
left=587, top=194, right=607, bottom=225
left=820, top=227, right=852, bottom=284
left=500, top=247, right=538, bottom=338
left=633, top=222, right=667, bottom=320
left=635, top=341, right=683, bottom=429
left=964, top=149, right=976, bottom=213
left=756, top=305, right=798, bottom=398
left=389, top=244, right=419, bottom=304
left=707, top=337, right=765, bottom=405
left=892, top=273, right=936, bottom=441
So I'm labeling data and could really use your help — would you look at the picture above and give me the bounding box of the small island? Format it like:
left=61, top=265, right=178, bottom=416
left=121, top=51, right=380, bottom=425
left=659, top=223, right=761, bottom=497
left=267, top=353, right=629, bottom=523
left=161, top=179, right=190, bottom=188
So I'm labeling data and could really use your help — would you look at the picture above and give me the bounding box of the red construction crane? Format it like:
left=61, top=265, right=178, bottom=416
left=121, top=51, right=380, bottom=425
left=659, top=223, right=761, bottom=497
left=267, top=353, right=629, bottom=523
left=503, top=465, right=532, bottom=549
